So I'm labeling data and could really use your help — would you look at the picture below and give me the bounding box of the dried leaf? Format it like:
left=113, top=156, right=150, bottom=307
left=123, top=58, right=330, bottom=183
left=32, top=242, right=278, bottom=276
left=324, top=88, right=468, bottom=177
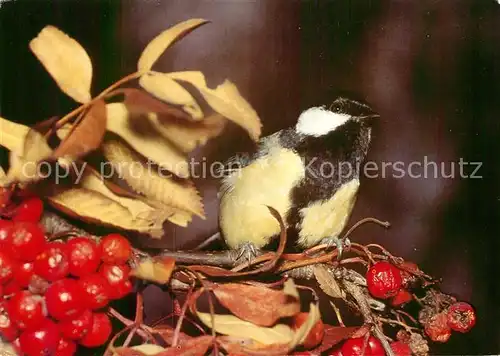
left=113, top=344, right=166, bottom=355
left=156, top=335, right=213, bottom=356
left=29, top=25, right=92, bottom=103
left=148, top=112, right=226, bottom=153
left=314, top=264, right=346, bottom=299
left=139, top=72, right=203, bottom=119
left=217, top=336, right=290, bottom=356
left=0, top=116, right=30, bottom=152
left=53, top=100, right=106, bottom=161
left=47, top=171, right=172, bottom=238
left=105, top=103, right=190, bottom=178
left=212, top=280, right=300, bottom=327
left=131, top=257, right=175, bottom=284
left=290, top=303, right=321, bottom=349
left=4, top=128, right=53, bottom=184
left=196, top=311, right=294, bottom=345
left=168, top=71, right=262, bottom=141
left=154, top=326, right=192, bottom=346
left=120, top=88, right=192, bottom=120
left=310, top=325, right=359, bottom=353
left=138, top=18, right=209, bottom=72
left=101, top=138, right=204, bottom=219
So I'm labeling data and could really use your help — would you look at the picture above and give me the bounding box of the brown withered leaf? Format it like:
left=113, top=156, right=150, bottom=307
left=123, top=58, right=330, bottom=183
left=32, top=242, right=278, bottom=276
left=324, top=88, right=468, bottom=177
left=139, top=72, right=203, bottom=119
left=137, top=18, right=209, bottom=72
left=101, top=139, right=204, bottom=219
left=309, top=325, right=359, bottom=354
left=53, top=100, right=106, bottom=161
left=131, top=257, right=175, bottom=284
left=29, top=26, right=92, bottom=103
left=211, top=280, right=300, bottom=327
left=314, top=264, right=346, bottom=299
left=120, top=88, right=192, bottom=120
left=289, top=303, right=321, bottom=349
left=168, top=71, right=262, bottom=141
left=0, top=116, right=30, bottom=152
left=155, top=335, right=213, bottom=356
left=105, top=103, right=190, bottom=178
left=148, top=113, right=226, bottom=153
left=154, top=326, right=192, bottom=346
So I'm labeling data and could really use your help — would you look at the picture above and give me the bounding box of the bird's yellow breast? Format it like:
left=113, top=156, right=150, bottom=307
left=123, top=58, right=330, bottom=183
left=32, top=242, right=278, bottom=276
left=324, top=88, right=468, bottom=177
left=219, top=145, right=305, bottom=249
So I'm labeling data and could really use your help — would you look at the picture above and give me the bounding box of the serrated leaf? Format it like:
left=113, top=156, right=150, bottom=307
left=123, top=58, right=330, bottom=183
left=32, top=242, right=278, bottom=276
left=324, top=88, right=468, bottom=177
left=148, top=112, right=226, bottom=153
left=314, top=264, right=346, bottom=299
left=131, top=257, right=175, bottom=284
left=0, top=116, right=30, bottom=152
left=138, top=18, right=209, bottom=72
left=139, top=72, right=203, bottom=119
left=168, top=71, right=262, bottom=141
left=105, top=103, right=190, bottom=178
left=52, top=100, right=106, bottom=161
left=211, top=280, right=300, bottom=327
left=29, top=25, right=92, bottom=103
left=101, top=138, right=204, bottom=219
left=47, top=171, right=172, bottom=238
left=196, top=311, right=294, bottom=345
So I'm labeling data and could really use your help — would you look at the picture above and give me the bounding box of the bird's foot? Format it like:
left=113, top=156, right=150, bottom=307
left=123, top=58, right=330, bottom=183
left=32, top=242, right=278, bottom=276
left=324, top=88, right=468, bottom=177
left=320, top=236, right=351, bottom=260
left=235, top=242, right=260, bottom=266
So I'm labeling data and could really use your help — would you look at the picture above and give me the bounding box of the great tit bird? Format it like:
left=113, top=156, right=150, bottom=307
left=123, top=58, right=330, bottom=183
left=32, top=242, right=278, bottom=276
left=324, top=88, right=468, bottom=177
left=218, top=97, right=378, bottom=258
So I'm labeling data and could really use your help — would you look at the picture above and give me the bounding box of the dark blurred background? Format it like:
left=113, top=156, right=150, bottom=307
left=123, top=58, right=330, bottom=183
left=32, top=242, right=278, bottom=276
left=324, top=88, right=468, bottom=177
left=1, top=0, right=499, bottom=354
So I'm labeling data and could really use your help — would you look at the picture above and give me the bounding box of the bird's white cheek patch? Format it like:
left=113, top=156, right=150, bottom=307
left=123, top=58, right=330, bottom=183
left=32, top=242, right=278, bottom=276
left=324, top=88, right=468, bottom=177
left=295, top=107, right=350, bottom=137
left=298, top=179, right=360, bottom=247
left=219, top=147, right=305, bottom=249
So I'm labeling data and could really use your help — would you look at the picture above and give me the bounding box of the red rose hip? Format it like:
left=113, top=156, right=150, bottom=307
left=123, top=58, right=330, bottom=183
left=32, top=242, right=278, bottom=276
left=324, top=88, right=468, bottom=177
left=67, top=237, right=100, bottom=277
left=14, top=262, right=35, bottom=287
left=366, top=261, right=402, bottom=299
left=8, top=291, right=46, bottom=330
left=12, top=197, right=44, bottom=223
left=9, top=222, right=46, bottom=261
left=57, top=337, right=77, bottom=356
left=0, top=250, right=16, bottom=283
left=390, top=341, right=412, bottom=356
left=0, top=219, right=13, bottom=245
left=19, top=319, right=60, bottom=356
left=424, top=312, right=451, bottom=343
left=447, top=302, right=476, bottom=333
left=78, top=273, right=111, bottom=310
left=59, top=309, right=93, bottom=340
left=99, top=233, right=131, bottom=264
left=79, top=312, right=112, bottom=347
left=341, top=336, right=384, bottom=356
left=45, top=279, right=84, bottom=321
left=99, top=263, right=132, bottom=300
left=34, top=241, right=70, bottom=281
left=0, top=302, right=19, bottom=342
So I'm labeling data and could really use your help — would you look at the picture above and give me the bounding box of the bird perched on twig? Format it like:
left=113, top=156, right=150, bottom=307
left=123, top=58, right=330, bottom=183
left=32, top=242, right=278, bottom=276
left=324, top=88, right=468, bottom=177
left=218, top=96, right=379, bottom=260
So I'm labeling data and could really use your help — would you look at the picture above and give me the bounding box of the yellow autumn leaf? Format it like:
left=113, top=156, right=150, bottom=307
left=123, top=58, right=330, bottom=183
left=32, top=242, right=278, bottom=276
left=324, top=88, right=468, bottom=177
left=131, top=257, right=175, bottom=284
left=196, top=312, right=294, bottom=345
left=168, top=71, right=262, bottom=141
left=139, top=72, right=203, bottom=119
left=0, top=116, right=30, bottom=152
left=138, top=18, right=209, bottom=72
left=147, top=112, right=226, bottom=153
left=48, top=187, right=166, bottom=238
left=105, top=103, right=190, bottom=178
left=289, top=303, right=321, bottom=349
left=101, top=139, right=204, bottom=219
left=29, top=26, right=93, bottom=103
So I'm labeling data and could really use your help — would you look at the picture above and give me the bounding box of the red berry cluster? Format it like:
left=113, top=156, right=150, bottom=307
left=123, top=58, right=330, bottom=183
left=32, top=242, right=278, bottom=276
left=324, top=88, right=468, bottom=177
left=422, top=301, right=476, bottom=343
left=326, top=334, right=411, bottom=356
left=0, top=197, right=134, bottom=355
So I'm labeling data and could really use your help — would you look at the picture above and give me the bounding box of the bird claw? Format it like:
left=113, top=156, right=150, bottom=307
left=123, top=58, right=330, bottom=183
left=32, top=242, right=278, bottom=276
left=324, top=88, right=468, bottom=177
left=235, top=242, right=260, bottom=265
left=320, top=236, right=351, bottom=260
